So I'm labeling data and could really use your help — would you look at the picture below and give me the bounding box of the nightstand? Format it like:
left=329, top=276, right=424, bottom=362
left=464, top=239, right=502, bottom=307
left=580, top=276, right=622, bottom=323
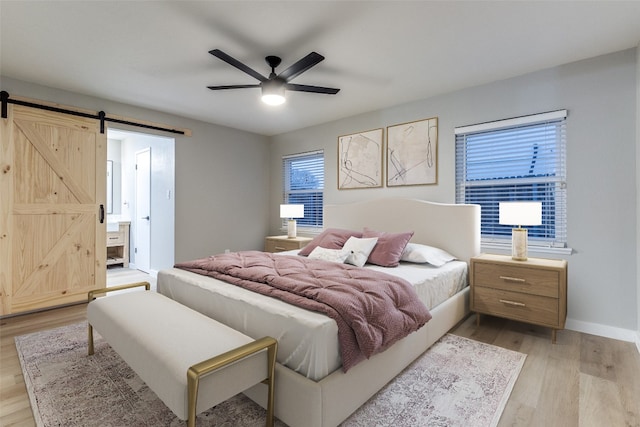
left=264, top=235, right=313, bottom=253
left=470, top=253, right=568, bottom=343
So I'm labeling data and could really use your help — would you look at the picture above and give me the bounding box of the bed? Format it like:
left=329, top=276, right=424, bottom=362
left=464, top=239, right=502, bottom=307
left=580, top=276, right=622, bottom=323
left=157, top=198, right=481, bottom=427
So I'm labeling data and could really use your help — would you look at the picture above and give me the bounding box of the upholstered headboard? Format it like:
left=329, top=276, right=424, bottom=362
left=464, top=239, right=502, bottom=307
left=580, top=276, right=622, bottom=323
left=324, top=198, right=481, bottom=263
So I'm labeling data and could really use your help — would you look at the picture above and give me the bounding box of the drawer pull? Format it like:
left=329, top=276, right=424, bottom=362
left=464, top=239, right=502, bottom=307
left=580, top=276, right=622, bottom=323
left=274, top=246, right=287, bottom=251
left=499, top=276, right=526, bottom=283
left=499, top=299, right=526, bottom=307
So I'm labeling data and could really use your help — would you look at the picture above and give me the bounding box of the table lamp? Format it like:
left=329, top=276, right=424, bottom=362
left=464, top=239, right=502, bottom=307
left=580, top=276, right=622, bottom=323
left=499, top=201, right=542, bottom=261
left=280, top=204, right=304, bottom=238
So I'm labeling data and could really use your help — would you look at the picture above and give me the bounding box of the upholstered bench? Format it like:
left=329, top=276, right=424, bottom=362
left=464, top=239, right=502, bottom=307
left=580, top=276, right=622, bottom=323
left=87, top=282, right=277, bottom=427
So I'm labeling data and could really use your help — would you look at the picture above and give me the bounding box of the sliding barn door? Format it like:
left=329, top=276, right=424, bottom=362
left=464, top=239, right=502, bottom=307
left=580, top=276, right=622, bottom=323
left=0, top=103, right=106, bottom=315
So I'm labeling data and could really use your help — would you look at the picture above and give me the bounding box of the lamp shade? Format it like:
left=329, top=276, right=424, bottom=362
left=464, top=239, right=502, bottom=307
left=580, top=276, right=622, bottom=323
left=280, top=204, right=304, bottom=219
left=499, top=202, right=542, bottom=227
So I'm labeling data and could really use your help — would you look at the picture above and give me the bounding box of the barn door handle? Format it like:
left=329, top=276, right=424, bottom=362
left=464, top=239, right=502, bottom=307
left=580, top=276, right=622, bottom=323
left=99, top=205, right=105, bottom=223
left=142, top=216, right=150, bottom=220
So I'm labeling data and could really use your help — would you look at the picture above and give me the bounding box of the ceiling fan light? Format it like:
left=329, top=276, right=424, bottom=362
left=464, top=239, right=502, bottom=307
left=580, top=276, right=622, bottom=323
left=262, top=93, right=286, bottom=106
left=261, top=82, right=286, bottom=106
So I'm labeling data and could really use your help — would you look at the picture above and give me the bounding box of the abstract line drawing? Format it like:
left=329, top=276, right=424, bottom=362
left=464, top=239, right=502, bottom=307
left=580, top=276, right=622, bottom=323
left=387, top=117, right=438, bottom=186
left=338, top=128, right=383, bottom=189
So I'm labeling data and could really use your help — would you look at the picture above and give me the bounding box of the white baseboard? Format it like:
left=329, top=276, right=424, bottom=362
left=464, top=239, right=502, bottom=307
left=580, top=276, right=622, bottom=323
left=126, top=263, right=157, bottom=278
left=636, top=331, right=640, bottom=354
left=565, top=318, right=638, bottom=344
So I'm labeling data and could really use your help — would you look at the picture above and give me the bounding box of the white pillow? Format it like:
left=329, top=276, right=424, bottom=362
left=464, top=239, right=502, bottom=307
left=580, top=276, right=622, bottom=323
left=400, top=243, right=456, bottom=267
left=307, top=246, right=350, bottom=263
left=342, top=236, right=378, bottom=267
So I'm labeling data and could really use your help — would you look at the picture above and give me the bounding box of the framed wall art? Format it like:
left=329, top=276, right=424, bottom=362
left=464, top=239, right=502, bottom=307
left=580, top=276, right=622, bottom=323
left=387, top=117, right=438, bottom=186
left=338, top=128, right=383, bottom=189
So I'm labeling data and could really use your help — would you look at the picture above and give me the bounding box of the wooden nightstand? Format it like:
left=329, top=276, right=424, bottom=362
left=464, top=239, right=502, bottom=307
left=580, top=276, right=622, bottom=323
left=264, top=235, right=313, bottom=253
left=470, top=253, right=568, bottom=343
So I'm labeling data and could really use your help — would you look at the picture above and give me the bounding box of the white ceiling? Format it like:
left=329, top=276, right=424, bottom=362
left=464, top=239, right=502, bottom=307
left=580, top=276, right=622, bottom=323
left=2, top=1, right=639, bottom=136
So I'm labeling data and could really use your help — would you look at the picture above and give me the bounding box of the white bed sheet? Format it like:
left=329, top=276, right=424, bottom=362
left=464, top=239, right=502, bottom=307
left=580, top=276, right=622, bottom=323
left=157, top=256, right=467, bottom=381
left=368, top=261, right=468, bottom=310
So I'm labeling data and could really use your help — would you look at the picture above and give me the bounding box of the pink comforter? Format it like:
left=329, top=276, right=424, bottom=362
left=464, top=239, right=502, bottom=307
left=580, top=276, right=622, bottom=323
left=175, top=251, right=432, bottom=371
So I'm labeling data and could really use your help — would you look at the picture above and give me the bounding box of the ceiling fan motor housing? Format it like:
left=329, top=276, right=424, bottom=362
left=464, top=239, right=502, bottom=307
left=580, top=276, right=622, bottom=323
left=265, top=55, right=282, bottom=70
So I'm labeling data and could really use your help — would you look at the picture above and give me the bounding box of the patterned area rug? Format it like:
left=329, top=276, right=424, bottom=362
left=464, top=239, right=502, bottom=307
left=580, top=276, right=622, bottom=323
left=16, top=323, right=525, bottom=427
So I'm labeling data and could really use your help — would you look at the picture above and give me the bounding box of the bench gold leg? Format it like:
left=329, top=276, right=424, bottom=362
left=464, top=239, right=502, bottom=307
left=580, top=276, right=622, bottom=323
left=186, top=336, right=278, bottom=427
left=88, top=323, right=94, bottom=356
left=187, top=374, right=199, bottom=427
left=265, top=339, right=277, bottom=427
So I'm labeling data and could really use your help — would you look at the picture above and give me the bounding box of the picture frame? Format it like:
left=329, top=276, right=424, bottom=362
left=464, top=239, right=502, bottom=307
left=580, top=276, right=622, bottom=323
left=337, top=128, right=383, bottom=189
left=387, top=117, right=438, bottom=186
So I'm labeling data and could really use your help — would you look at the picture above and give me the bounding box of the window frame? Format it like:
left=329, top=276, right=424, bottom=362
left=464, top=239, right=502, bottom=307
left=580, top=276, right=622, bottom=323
left=282, top=150, right=324, bottom=234
left=455, top=110, right=568, bottom=251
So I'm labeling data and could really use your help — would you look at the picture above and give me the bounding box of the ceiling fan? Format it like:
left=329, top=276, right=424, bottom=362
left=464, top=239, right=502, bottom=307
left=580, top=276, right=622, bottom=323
left=207, top=49, right=340, bottom=105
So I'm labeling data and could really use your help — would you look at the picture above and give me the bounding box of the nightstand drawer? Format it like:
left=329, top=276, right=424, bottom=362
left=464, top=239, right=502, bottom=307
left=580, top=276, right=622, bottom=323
left=474, top=263, right=559, bottom=298
left=265, top=240, right=299, bottom=252
left=264, top=236, right=312, bottom=253
left=107, top=232, right=124, bottom=246
left=473, top=286, right=559, bottom=327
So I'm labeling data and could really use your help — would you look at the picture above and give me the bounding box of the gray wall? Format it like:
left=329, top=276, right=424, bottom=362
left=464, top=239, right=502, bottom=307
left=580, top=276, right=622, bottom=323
left=637, top=44, right=640, bottom=345
left=269, top=49, right=638, bottom=335
left=174, top=120, right=271, bottom=260
left=1, top=77, right=271, bottom=267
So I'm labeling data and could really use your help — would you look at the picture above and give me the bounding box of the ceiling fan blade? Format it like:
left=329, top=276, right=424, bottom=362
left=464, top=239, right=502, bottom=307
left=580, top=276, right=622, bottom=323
left=278, top=52, right=325, bottom=82
left=285, top=83, right=340, bottom=95
left=207, top=84, right=261, bottom=90
left=209, top=49, right=267, bottom=82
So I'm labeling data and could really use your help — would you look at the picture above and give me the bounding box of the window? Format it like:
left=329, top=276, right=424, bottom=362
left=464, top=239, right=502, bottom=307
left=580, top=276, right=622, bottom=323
left=282, top=150, right=324, bottom=230
left=455, top=110, right=567, bottom=248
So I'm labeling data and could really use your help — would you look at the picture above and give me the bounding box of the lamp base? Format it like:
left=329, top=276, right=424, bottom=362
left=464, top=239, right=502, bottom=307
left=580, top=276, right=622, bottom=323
left=511, top=228, right=528, bottom=261
left=287, top=219, right=297, bottom=239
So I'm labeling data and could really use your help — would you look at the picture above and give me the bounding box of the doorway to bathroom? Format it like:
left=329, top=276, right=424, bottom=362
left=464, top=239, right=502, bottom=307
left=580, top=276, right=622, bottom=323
left=106, top=128, right=175, bottom=280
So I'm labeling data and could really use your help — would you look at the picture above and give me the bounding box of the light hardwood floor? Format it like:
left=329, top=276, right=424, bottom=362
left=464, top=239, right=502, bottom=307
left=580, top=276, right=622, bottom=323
left=1, top=280, right=639, bottom=426
left=455, top=315, right=640, bottom=427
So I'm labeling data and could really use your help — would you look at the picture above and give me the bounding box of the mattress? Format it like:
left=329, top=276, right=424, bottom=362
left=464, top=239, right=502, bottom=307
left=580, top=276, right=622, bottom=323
left=157, top=257, right=467, bottom=381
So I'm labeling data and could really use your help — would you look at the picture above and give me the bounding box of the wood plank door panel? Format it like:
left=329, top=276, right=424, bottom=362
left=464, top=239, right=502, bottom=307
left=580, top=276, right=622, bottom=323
left=0, top=104, right=106, bottom=315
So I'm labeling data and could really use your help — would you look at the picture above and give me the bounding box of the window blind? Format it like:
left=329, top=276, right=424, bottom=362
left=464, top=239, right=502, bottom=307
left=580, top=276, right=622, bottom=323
left=455, top=110, right=567, bottom=248
left=282, top=150, right=324, bottom=230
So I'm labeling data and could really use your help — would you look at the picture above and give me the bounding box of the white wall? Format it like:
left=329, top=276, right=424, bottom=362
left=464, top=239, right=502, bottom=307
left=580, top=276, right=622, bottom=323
left=106, top=138, right=122, bottom=214
left=1, top=77, right=271, bottom=265
left=269, top=49, right=639, bottom=338
left=636, top=44, right=640, bottom=349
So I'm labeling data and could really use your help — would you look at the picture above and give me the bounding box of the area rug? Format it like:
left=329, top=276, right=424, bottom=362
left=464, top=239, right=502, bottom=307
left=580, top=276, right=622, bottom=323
left=16, top=323, right=525, bottom=427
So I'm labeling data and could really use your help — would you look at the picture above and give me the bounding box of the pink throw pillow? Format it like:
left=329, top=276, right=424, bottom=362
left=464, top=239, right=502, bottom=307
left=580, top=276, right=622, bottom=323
left=362, top=227, right=414, bottom=267
left=298, top=228, right=363, bottom=256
